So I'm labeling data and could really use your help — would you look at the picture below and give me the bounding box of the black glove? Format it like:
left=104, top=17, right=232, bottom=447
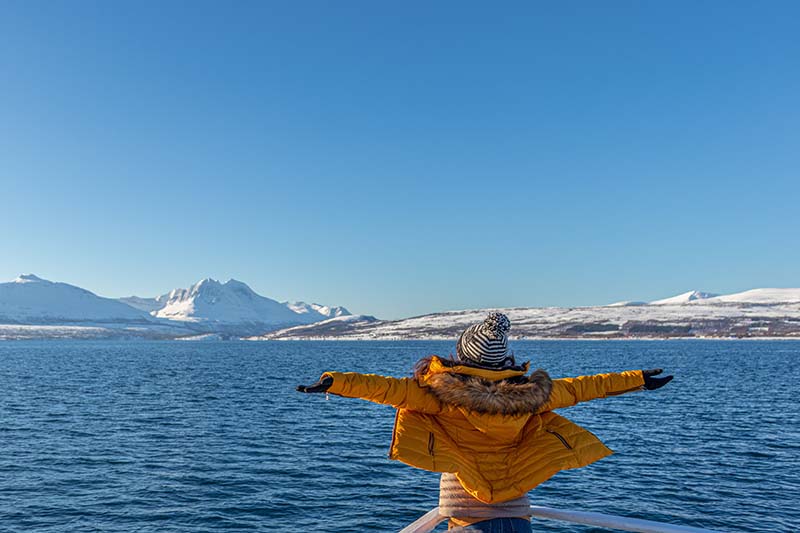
left=296, top=376, right=333, bottom=393
left=642, top=368, right=673, bottom=390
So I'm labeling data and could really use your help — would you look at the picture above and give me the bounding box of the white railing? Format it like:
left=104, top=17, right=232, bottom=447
left=399, top=506, right=723, bottom=533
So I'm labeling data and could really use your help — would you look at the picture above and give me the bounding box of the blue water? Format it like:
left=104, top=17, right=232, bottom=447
left=1, top=340, right=798, bottom=532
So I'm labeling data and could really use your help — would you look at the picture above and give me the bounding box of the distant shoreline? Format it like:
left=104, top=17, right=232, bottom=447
left=244, top=335, right=800, bottom=342
left=3, top=335, right=800, bottom=342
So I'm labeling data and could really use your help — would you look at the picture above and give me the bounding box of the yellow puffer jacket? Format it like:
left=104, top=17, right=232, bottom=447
left=321, top=356, right=644, bottom=504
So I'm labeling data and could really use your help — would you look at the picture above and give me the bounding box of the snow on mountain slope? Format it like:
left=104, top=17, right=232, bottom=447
left=314, top=304, right=351, bottom=318
left=246, top=314, right=378, bottom=340
left=650, top=290, right=718, bottom=305
left=607, top=301, right=647, bottom=307
left=704, top=288, right=800, bottom=304
left=0, top=274, right=153, bottom=322
left=119, top=295, right=166, bottom=313
left=154, top=278, right=318, bottom=326
left=285, top=301, right=351, bottom=320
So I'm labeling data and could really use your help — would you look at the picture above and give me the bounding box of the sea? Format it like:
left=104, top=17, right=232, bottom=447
left=1, top=340, right=798, bottom=532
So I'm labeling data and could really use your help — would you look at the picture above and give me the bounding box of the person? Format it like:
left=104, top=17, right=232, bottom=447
left=297, top=312, right=673, bottom=532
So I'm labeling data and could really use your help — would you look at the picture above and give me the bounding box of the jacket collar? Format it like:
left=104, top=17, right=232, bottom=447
left=419, top=356, right=552, bottom=416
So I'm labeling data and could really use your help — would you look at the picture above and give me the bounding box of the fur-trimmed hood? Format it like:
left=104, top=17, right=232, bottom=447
left=416, top=356, right=552, bottom=416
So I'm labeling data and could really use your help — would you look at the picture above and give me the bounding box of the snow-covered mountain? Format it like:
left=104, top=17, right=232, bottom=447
left=703, top=288, right=800, bottom=305
left=118, top=279, right=353, bottom=333
left=0, top=274, right=153, bottom=323
left=257, top=288, right=800, bottom=340
left=285, top=301, right=351, bottom=320
left=118, top=280, right=352, bottom=330
left=134, top=278, right=350, bottom=336
left=649, top=288, right=800, bottom=306
left=649, top=290, right=718, bottom=305
left=153, top=278, right=314, bottom=326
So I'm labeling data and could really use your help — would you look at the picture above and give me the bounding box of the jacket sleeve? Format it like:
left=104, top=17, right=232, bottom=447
left=320, top=371, right=444, bottom=414
left=538, top=370, right=645, bottom=412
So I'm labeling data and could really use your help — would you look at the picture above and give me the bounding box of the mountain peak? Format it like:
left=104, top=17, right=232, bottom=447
left=14, top=274, right=48, bottom=284
left=285, top=301, right=352, bottom=318
left=650, top=290, right=718, bottom=305
left=223, top=278, right=253, bottom=290
left=156, top=277, right=303, bottom=326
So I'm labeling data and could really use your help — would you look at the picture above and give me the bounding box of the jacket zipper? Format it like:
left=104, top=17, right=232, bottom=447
left=546, top=429, right=573, bottom=450
left=427, top=432, right=435, bottom=456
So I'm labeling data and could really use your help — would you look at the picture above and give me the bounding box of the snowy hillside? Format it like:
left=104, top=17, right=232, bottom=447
left=246, top=314, right=377, bottom=340
left=258, top=288, right=800, bottom=340
left=149, top=278, right=352, bottom=335
left=650, top=290, right=718, bottom=305
left=119, top=295, right=166, bottom=313
left=285, top=301, right=351, bottom=320
left=0, top=275, right=152, bottom=323
left=155, top=278, right=310, bottom=325
left=121, top=285, right=351, bottom=326
left=702, top=288, right=800, bottom=305
left=607, top=301, right=647, bottom=307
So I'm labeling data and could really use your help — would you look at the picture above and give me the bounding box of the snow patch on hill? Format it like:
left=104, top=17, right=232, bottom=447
left=245, top=314, right=378, bottom=340
left=607, top=301, right=647, bottom=307
left=285, top=301, right=351, bottom=320
left=650, top=290, right=718, bottom=305
left=704, top=288, right=800, bottom=304
left=119, top=295, right=166, bottom=313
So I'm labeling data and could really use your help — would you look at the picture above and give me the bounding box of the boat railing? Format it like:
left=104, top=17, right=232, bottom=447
left=399, top=505, right=723, bottom=533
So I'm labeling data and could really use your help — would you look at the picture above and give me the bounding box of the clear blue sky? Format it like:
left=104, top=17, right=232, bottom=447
left=2, top=1, right=798, bottom=319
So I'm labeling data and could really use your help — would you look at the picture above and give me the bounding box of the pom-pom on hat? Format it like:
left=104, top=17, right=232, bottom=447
left=456, top=312, right=511, bottom=367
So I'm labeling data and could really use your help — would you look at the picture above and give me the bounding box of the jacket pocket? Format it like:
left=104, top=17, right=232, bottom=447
left=546, top=429, right=573, bottom=450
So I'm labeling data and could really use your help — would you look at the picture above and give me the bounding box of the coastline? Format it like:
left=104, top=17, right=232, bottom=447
left=244, top=335, right=800, bottom=342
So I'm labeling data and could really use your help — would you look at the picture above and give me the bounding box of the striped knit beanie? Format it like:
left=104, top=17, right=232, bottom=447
left=456, top=312, right=511, bottom=367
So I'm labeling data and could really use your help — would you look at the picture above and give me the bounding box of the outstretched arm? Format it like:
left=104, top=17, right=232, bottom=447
left=538, top=368, right=671, bottom=412
left=297, top=371, right=443, bottom=414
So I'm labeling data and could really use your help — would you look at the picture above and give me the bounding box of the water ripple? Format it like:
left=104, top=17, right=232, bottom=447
left=0, top=340, right=798, bottom=532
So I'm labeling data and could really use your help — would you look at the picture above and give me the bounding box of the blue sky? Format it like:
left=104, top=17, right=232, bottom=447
left=1, top=1, right=798, bottom=319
